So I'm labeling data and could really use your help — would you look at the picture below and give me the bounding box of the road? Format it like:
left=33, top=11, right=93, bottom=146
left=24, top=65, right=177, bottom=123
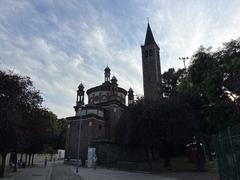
left=74, top=167, right=178, bottom=180
left=51, top=163, right=82, bottom=180
left=73, top=166, right=217, bottom=180
left=2, top=162, right=217, bottom=180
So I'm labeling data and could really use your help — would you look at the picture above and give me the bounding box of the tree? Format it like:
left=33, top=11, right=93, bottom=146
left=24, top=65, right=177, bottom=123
left=22, top=108, right=53, bottom=166
left=160, top=68, right=185, bottom=97
left=182, top=39, right=240, bottom=134
left=56, top=118, right=67, bottom=150
left=0, top=70, right=42, bottom=177
left=115, top=95, right=196, bottom=165
left=115, top=38, right=240, bottom=169
left=43, top=111, right=64, bottom=160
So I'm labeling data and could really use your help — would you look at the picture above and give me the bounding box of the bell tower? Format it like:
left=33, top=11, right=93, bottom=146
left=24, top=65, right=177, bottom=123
left=141, top=23, right=161, bottom=102
left=128, top=88, right=134, bottom=105
left=74, top=83, right=85, bottom=114
left=104, top=66, right=111, bottom=82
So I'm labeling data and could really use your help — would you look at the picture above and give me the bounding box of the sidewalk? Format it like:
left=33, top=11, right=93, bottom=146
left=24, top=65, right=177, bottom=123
left=1, top=162, right=53, bottom=180
left=160, top=172, right=219, bottom=180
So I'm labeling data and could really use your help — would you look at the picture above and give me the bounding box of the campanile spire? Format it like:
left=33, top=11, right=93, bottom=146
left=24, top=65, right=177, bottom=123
left=144, top=23, right=156, bottom=45
left=141, top=23, right=161, bottom=102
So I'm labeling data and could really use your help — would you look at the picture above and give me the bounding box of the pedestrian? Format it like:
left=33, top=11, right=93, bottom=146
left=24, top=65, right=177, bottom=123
left=196, top=142, right=205, bottom=172
left=93, top=155, right=97, bottom=170
left=82, top=158, right=85, bottom=167
left=19, top=158, right=23, bottom=168
left=44, top=157, right=48, bottom=168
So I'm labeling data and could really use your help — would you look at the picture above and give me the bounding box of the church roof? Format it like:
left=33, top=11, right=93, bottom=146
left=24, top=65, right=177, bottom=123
left=86, top=83, right=127, bottom=95
left=111, top=76, right=118, bottom=85
left=111, top=76, right=117, bottom=81
left=144, top=23, right=156, bottom=45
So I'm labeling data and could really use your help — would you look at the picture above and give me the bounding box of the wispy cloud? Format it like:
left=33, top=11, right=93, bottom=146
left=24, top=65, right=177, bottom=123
left=0, top=0, right=240, bottom=118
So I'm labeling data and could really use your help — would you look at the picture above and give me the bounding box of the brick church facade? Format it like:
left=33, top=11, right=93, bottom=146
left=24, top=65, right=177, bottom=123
left=65, top=67, right=134, bottom=161
left=65, top=23, right=161, bottom=162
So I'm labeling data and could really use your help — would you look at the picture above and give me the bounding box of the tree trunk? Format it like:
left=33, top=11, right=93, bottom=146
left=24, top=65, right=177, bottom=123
left=163, top=140, right=172, bottom=170
left=9, top=152, right=13, bottom=168
left=151, top=146, right=155, bottom=161
left=148, top=146, right=152, bottom=162
left=14, top=151, right=17, bottom=172
left=24, top=154, right=28, bottom=164
left=28, top=154, right=31, bottom=167
left=145, top=145, right=149, bottom=162
left=31, top=154, right=34, bottom=166
left=0, top=152, right=7, bottom=178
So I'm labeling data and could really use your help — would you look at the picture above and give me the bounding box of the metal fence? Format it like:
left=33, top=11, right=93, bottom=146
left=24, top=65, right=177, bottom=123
left=215, top=126, right=240, bottom=180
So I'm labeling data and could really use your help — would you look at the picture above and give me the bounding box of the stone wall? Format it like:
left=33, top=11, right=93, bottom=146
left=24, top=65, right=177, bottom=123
left=65, top=117, right=106, bottom=161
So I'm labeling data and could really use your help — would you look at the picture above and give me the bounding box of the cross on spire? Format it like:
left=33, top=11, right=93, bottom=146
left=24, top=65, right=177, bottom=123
left=144, top=22, right=156, bottom=45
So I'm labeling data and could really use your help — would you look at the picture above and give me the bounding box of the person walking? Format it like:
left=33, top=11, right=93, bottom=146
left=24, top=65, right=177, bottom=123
left=44, top=157, right=48, bottom=168
left=93, top=155, right=97, bottom=170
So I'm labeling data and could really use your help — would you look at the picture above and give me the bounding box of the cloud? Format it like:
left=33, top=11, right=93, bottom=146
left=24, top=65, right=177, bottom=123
left=0, top=0, right=240, bottom=118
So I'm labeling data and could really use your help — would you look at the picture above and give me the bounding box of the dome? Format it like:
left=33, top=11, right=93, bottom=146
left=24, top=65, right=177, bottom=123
left=111, top=76, right=118, bottom=83
left=111, top=76, right=117, bottom=81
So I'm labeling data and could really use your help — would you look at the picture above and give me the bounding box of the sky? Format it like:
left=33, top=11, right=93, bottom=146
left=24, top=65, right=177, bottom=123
left=0, top=0, right=240, bottom=118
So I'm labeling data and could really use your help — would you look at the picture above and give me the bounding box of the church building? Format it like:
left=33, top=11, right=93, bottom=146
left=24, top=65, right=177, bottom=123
left=65, top=67, right=134, bottom=161
left=65, top=23, right=161, bottom=163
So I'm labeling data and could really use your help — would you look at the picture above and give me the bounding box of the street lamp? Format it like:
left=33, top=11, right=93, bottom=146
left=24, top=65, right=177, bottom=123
left=179, top=57, right=188, bottom=69
left=76, top=106, right=83, bottom=173
left=67, top=121, right=71, bottom=161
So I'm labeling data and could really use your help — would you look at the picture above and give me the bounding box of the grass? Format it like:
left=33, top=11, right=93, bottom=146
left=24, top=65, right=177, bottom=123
left=100, top=156, right=218, bottom=174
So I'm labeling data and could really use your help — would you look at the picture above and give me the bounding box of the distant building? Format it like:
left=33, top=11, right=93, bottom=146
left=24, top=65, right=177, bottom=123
left=65, top=23, right=161, bottom=162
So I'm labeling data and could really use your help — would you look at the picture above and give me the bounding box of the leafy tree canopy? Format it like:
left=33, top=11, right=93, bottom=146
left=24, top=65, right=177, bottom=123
left=0, top=70, right=64, bottom=177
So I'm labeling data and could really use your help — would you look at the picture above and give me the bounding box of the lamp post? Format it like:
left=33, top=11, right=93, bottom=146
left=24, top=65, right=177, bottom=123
left=179, top=57, right=188, bottom=69
left=76, top=106, right=83, bottom=173
left=67, top=121, right=71, bottom=161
